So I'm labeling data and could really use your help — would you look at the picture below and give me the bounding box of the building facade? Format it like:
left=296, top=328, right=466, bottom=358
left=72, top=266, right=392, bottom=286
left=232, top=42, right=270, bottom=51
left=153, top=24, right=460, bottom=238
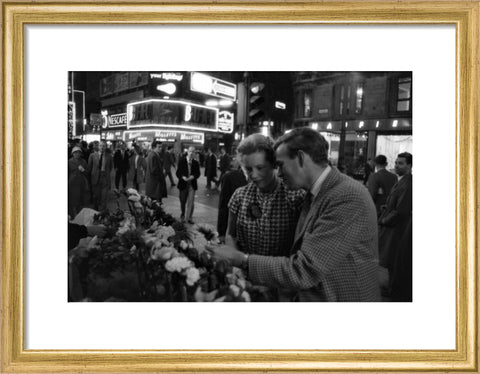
left=293, top=72, right=412, bottom=179
left=70, top=71, right=238, bottom=154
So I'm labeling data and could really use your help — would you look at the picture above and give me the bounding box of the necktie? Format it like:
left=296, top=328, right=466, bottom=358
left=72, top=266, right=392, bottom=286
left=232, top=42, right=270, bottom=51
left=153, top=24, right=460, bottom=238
left=295, top=192, right=313, bottom=239
left=187, top=160, right=191, bottom=176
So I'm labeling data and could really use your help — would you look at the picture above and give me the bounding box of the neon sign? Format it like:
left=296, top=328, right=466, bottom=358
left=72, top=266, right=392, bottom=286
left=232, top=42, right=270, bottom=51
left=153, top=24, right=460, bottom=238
left=108, top=113, right=127, bottom=127
left=124, top=129, right=204, bottom=144
left=127, top=99, right=218, bottom=132
left=218, top=111, right=234, bottom=133
left=150, top=73, right=184, bottom=81
left=190, top=72, right=237, bottom=100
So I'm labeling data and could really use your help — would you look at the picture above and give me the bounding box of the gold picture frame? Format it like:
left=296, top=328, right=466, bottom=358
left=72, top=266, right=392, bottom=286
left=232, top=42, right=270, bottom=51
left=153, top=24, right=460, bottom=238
left=1, top=1, right=478, bottom=372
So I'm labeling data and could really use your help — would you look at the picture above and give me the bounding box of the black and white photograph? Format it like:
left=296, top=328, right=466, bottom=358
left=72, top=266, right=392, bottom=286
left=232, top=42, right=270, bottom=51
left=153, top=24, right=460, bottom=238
left=67, top=71, right=413, bottom=303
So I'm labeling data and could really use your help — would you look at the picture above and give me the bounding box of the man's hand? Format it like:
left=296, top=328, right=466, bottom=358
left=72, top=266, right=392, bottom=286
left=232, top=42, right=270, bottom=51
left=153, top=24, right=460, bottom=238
left=206, top=243, right=245, bottom=267
left=86, top=224, right=106, bottom=238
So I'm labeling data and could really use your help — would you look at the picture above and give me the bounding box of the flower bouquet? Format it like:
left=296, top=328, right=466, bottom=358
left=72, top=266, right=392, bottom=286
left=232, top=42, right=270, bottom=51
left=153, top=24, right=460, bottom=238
left=71, top=189, right=252, bottom=302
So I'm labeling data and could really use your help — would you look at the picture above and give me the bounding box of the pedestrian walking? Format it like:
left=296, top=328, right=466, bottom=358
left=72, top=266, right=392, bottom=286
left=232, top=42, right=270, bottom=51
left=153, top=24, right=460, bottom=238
left=88, top=141, right=113, bottom=211
left=113, top=141, right=130, bottom=190
left=129, top=146, right=146, bottom=192
left=145, top=140, right=167, bottom=203
left=204, top=147, right=218, bottom=189
left=176, top=146, right=200, bottom=224
left=164, top=146, right=177, bottom=187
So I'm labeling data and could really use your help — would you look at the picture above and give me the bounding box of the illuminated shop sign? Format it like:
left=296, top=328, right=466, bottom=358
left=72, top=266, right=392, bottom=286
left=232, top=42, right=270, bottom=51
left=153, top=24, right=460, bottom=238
left=108, top=113, right=127, bottom=127
left=150, top=73, right=184, bottom=81
left=127, top=99, right=218, bottom=132
left=190, top=72, right=237, bottom=100
left=124, top=130, right=204, bottom=144
left=101, top=130, right=124, bottom=141
left=218, top=111, right=234, bottom=133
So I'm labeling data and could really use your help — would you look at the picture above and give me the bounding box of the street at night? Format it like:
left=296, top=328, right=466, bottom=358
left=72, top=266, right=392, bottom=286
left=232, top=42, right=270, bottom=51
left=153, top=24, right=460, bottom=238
left=68, top=71, right=412, bottom=303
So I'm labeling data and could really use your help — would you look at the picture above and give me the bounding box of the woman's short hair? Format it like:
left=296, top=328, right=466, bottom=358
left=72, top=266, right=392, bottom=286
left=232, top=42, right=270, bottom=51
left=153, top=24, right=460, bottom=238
left=237, top=134, right=276, bottom=166
left=274, top=127, right=329, bottom=165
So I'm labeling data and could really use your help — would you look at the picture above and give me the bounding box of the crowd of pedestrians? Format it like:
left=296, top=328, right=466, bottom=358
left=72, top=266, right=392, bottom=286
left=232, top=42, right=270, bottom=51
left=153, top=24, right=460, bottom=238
left=68, top=130, right=412, bottom=302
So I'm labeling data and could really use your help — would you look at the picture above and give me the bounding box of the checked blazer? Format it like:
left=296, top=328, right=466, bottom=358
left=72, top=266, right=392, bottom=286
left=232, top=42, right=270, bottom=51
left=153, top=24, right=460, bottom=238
left=248, top=167, right=381, bottom=302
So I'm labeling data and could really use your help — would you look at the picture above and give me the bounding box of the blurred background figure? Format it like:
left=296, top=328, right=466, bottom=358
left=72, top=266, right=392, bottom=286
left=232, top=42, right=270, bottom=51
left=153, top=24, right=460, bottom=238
left=176, top=146, right=200, bottom=224
left=218, top=146, right=231, bottom=185
left=378, top=152, right=412, bottom=301
left=204, top=147, right=218, bottom=190
left=164, top=146, right=177, bottom=188
left=68, top=146, right=89, bottom=218
left=367, top=155, right=398, bottom=217
left=113, top=141, right=130, bottom=190
left=217, top=154, right=248, bottom=242
left=130, top=146, right=146, bottom=193
left=88, top=141, right=112, bottom=211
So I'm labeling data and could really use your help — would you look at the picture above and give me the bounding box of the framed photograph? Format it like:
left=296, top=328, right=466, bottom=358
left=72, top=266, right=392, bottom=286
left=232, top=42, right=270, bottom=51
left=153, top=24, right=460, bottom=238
left=2, top=1, right=478, bottom=372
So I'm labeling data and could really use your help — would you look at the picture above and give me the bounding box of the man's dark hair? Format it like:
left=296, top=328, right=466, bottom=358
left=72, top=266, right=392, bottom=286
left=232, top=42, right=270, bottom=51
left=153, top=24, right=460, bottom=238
left=152, top=140, right=162, bottom=149
left=167, top=146, right=173, bottom=151
left=374, top=155, right=388, bottom=166
left=237, top=133, right=276, bottom=166
left=274, top=127, right=329, bottom=165
left=397, top=152, right=412, bottom=165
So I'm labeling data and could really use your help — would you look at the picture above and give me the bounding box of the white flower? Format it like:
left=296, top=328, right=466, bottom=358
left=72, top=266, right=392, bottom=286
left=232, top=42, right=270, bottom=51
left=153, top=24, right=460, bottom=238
left=179, top=240, right=189, bottom=250
left=129, top=245, right=137, bottom=254
left=237, top=278, right=247, bottom=289
left=165, top=256, right=193, bottom=273
left=133, top=201, right=143, bottom=208
left=117, top=225, right=130, bottom=235
left=185, top=267, right=200, bottom=286
left=240, top=291, right=251, bottom=302
left=151, top=246, right=177, bottom=261
left=229, top=284, right=241, bottom=297
left=128, top=194, right=141, bottom=202
left=127, top=188, right=139, bottom=196
left=155, top=226, right=176, bottom=239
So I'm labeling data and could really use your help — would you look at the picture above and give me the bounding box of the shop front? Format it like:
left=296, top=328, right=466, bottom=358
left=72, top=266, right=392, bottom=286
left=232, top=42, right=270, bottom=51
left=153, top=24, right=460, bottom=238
left=312, top=117, right=412, bottom=179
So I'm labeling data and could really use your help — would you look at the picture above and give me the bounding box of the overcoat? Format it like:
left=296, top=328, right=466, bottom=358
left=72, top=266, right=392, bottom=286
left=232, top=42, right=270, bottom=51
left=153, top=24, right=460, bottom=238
left=145, top=150, right=167, bottom=200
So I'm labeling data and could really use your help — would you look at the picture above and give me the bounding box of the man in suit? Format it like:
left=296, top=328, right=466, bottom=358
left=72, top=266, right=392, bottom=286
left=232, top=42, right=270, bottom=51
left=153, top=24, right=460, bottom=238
left=209, top=127, right=381, bottom=302
left=113, top=141, right=130, bottom=190
left=378, top=152, right=412, bottom=301
left=367, top=155, right=398, bottom=216
left=88, top=140, right=113, bottom=211
left=145, top=140, right=167, bottom=202
left=176, top=146, right=200, bottom=224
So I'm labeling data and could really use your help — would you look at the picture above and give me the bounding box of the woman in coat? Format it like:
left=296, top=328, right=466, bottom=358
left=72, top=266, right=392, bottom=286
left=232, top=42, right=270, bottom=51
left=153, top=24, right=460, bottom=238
left=68, top=146, right=89, bottom=218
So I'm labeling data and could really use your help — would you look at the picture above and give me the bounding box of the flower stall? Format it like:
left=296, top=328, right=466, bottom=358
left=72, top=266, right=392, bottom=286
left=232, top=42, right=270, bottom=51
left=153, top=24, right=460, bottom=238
left=68, top=189, right=257, bottom=302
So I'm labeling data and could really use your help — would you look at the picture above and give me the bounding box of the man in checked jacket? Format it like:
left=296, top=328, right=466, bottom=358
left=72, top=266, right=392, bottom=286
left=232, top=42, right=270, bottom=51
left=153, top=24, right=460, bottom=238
left=209, top=127, right=381, bottom=302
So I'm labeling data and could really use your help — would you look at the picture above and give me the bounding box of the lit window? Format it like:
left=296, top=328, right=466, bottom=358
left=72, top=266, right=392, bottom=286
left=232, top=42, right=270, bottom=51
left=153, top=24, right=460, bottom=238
left=397, top=77, right=412, bottom=112
left=355, top=83, right=364, bottom=114
left=303, top=91, right=312, bottom=117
